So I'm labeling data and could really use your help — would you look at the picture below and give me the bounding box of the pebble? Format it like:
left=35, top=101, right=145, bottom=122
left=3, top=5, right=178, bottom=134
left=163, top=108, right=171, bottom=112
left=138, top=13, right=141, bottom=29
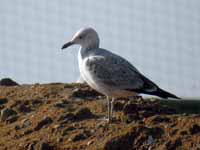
left=146, top=135, right=155, bottom=145
left=53, top=124, right=63, bottom=130
left=70, top=133, right=87, bottom=142
left=71, top=88, right=102, bottom=98
left=14, top=125, right=21, bottom=130
left=189, top=124, right=200, bottom=135
left=165, top=138, right=182, bottom=150
left=57, top=137, right=63, bottom=142
left=74, top=107, right=95, bottom=120
left=36, top=141, right=53, bottom=150
left=61, top=126, right=76, bottom=136
left=113, top=101, right=124, bottom=111
left=25, top=141, right=53, bottom=150
left=123, top=103, right=138, bottom=115
left=23, top=129, right=33, bottom=135
left=151, top=115, right=171, bottom=124
left=58, top=113, right=75, bottom=123
left=6, top=115, right=19, bottom=123
left=16, top=104, right=31, bottom=113
left=123, top=114, right=140, bottom=123
left=53, top=101, right=68, bottom=108
left=87, top=140, right=94, bottom=146
left=0, top=97, right=8, bottom=105
left=69, top=130, right=91, bottom=142
left=34, top=116, right=53, bottom=131
left=0, top=108, right=18, bottom=122
left=21, top=119, right=31, bottom=128
left=146, top=127, right=164, bottom=139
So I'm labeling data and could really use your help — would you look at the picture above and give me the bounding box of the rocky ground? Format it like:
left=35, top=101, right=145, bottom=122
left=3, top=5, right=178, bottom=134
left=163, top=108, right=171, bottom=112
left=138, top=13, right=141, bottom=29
left=0, top=78, right=200, bottom=150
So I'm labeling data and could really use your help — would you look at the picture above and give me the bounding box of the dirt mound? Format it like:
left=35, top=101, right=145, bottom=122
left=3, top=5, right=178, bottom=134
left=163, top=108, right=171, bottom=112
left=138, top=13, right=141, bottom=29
left=0, top=81, right=200, bottom=150
left=0, top=78, right=19, bottom=86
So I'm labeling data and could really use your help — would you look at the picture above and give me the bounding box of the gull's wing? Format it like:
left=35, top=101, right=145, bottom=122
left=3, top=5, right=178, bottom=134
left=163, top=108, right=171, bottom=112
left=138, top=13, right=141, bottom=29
left=84, top=50, right=180, bottom=99
left=85, top=54, right=153, bottom=90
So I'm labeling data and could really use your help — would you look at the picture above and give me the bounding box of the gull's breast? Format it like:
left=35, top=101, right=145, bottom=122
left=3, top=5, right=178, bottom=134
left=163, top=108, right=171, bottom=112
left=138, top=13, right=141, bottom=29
left=80, top=58, right=102, bottom=91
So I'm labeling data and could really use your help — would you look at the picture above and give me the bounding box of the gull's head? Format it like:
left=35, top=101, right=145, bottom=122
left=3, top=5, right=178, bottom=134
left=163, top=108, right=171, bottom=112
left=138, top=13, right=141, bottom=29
left=62, top=27, right=100, bottom=50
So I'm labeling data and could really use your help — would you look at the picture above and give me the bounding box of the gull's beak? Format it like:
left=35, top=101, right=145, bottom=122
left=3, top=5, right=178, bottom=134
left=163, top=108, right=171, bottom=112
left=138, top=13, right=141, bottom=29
left=61, top=41, right=74, bottom=50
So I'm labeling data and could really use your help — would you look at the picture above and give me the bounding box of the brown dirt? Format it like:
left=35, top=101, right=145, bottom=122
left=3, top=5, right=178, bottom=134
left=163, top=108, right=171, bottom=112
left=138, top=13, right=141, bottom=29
left=0, top=82, right=200, bottom=150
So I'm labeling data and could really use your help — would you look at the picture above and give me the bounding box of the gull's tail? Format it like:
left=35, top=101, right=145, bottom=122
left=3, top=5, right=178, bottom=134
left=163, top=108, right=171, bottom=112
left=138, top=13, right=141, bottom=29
left=153, top=88, right=181, bottom=99
left=130, top=75, right=181, bottom=99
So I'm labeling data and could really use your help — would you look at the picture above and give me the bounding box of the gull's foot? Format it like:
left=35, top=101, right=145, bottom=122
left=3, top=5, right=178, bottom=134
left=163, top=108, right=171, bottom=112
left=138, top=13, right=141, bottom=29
left=98, top=117, right=111, bottom=122
left=98, top=116, right=117, bottom=123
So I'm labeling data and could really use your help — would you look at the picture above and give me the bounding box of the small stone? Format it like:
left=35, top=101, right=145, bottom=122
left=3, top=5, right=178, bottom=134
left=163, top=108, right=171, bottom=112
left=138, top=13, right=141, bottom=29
left=146, top=127, right=164, bottom=139
left=71, top=88, right=84, bottom=98
left=0, top=97, right=8, bottom=105
left=26, top=141, right=53, bottom=150
left=70, top=130, right=91, bottom=142
left=21, top=119, right=31, bottom=128
left=23, top=129, right=33, bottom=135
left=34, top=116, right=53, bottom=131
left=123, top=114, right=140, bottom=123
left=104, top=130, right=133, bottom=150
left=58, top=113, right=75, bottom=123
left=64, top=126, right=76, bottom=134
left=0, top=108, right=18, bottom=122
left=26, top=141, right=37, bottom=150
left=139, top=110, right=155, bottom=118
left=67, top=138, right=72, bottom=142
left=16, top=104, right=31, bottom=113
left=165, top=138, right=182, bottom=150
left=0, top=105, right=4, bottom=111
left=6, top=115, right=19, bottom=123
left=170, top=129, right=179, bottom=136
left=71, top=133, right=87, bottom=142
left=74, top=107, right=95, bottom=120
left=146, top=135, right=155, bottom=145
left=36, top=141, right=53, bottom=150
left=180, top=130, right=188, bottom=135
left=0, top=78, right=19, bottom=86
left=189, top=124, right=200, bottom=135
left=57, top=137, right=63, bottom=142
left=123, top=103, right=138, bottom=115
left=31, top=99, right=43, bottom=106
left=61, top=126, right=76, bottom=136
left=53, top=101, right=68, bottom=108
left=14, top=125, right=21, bottom=130
left=113, top=101, right=124, bottom=111
left=53, top=124, right=63, bottom=130
left=87, top=140, right=94, bottom=146
left=151, top=115, right=171, bottom=124
left=71, top=88, right=102, bottom=98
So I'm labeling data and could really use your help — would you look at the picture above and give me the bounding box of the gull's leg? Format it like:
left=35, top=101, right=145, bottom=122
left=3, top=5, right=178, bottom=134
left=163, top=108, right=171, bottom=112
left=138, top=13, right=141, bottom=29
left=97, top=96, right=111, bottom=122
left=107, top=96, right=111, bottom=122
left=110, top=98, right=115, bottom=119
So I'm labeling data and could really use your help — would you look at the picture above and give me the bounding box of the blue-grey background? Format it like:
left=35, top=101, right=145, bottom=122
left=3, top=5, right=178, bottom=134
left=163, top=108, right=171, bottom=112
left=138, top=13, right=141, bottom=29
left=0, top=0, right=200, bottom=98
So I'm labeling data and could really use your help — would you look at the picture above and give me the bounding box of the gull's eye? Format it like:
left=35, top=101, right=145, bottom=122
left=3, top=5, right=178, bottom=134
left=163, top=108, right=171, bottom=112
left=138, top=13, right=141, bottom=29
left=79, top=36, right=83, bottom=39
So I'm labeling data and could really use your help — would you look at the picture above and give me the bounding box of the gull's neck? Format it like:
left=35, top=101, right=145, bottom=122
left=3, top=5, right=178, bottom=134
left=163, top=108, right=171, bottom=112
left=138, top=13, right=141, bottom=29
left=79, top=41, right=100, bottom=59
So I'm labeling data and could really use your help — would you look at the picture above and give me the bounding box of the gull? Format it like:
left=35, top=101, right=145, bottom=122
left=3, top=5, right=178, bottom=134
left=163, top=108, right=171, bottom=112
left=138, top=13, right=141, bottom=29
left=62, top=27, right=180, bottom=122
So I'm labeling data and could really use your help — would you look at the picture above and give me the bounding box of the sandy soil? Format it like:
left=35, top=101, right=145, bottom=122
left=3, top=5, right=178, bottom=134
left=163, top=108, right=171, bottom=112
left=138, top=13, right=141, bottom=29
left=0, top=79, right=200, bottom=150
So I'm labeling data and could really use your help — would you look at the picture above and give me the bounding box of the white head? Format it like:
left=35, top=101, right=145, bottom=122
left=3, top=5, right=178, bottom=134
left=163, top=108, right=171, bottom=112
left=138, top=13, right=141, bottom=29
left=62, top=27, right=100, bottom=50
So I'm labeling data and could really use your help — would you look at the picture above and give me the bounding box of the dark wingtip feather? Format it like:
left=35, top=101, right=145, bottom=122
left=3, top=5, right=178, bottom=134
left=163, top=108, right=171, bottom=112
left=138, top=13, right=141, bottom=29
left=155, top=88, right=181, bottom=99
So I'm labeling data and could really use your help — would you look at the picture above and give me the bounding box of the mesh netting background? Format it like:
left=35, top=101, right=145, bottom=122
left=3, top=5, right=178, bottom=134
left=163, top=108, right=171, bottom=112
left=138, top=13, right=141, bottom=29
left=0, top=0, right=200, bottom=98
